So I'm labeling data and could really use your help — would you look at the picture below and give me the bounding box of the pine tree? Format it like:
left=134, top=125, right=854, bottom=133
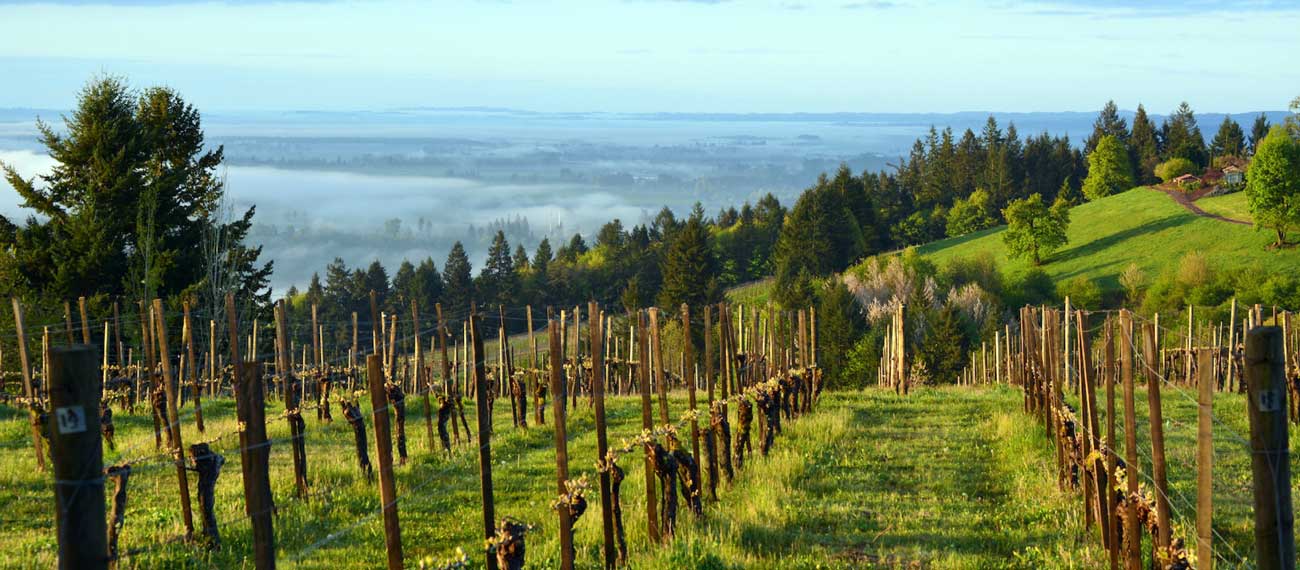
left=1085, top=100, right=1130, bottom=154
left=1209, top=116, right=1247, bottom=159
left=657, top=206, right=718, bottom=308
left=364, top=260, right=390, bottom=308
left=0, top=77, right=267, bottom=303
left=442, top=241, right=474, bottom=312
left=415, top=257, right=443, bottom=310
left=1082, top=135, right=1134, bottom=200
left=1130, top=104, right=1161, bottom=184
left=532, top=238, right=553, bottom=275
left=478, top=230, right=518, bottom=308
left=1249, top=113, right=1271, bottom=155
left=814, top=279, right=864, bottom=386
left=1162, top=102, right=1208, bottom=167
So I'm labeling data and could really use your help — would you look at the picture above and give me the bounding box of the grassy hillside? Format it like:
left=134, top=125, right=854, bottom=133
left=1197, top=192, right=1252, bottom=223
left=916, top=187, right=1300, bottom=294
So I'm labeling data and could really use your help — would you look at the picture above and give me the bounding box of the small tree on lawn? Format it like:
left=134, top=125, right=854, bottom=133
left=1002, top=194, right=1070, bottom=266
left=1246, top=125, right=1300, bottom=247
left=1082, top=135, right=1135, bottom=200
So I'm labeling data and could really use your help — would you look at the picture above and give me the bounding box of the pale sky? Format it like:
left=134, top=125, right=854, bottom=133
left=0, top=0, right=1297, bottom=113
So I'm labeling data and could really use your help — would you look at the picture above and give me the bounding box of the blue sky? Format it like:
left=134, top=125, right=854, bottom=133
left=0, top=0, right=1296, bottom=113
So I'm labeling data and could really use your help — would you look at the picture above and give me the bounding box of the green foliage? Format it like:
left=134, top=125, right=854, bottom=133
left=441, top=241, right=474, bottom=310
left=1001, top=194, right=1070, bottom=265
left=1082, top=135, right=1134, bottom=200
left=0, top=76, right=269, bottom=308
left=658, top=205, right=720, bottom=309
left=1006, top=267, right=1057, bottom=307
left=1209, top=115, right=1247, bottom=158
left=1154, top=157, right=1198, bottom=183
left=1245, top=125, right=1300, bottom=246
left=814, top=278, right=864, bottom=388
left=945, top=188, right=996, bottom=237
left=1056, top=276, right=1102, bottom=310
left=1162, top=101, right=1208, bottom=167
left=1130, top=105, right=1161, bottom=185
left=918, top=304, right=970, bottom=384
left=773, top=175, right=871, bottom=306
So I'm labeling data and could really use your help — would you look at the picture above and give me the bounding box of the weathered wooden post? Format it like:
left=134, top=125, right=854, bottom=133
left=636, top=309, right=661, bottom=544
left=649, top=308, right=670, bottom=425
left=11, top=298, right=45, bottom=470
left=1119, top=311, right=1140, bottom=570
left=274, top=302, right=309, bottom=499
left=183, top=301, right=203, bottom=432
left=1196, top=348, right=1214, bottom=570
left=471, top=307, right=500, bottom=570
left=1245, top=325, right=1295, bottom=570
left=363, top=353, right=402, bottom=570
left=46, top=345, right=107, bottom=570
left=588, top=302, right=616, bottom=569
left=1140, top=324, right=1172, bottom=552
left=548, top=318, right=575, bottom=570
left=235, top=360, right=275, bottom=569
left=152, top=299, right=195, bottom=540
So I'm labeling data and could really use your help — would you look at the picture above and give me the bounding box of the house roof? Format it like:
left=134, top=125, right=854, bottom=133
left=1223, top=165, right=1244, bottom=174
left=1172, top=173, right=1200, bottom=183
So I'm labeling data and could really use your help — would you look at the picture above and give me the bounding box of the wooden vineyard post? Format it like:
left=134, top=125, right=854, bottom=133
left=235, top=360, right=275, bottom=570
left=1103, top=317, right=1119, bottom=570
left=436, top=303, right=460, bottom=446
left=649, top=308, right=670, bottom=425
left=1141, top=324, right=1172, bottom=552
left=183, top=301, right=203, bottom=433
left=528, top=305, right=539, bottom=425
left=703, top=306, right=719, bottom=500
left=275, top=302, right=309, bottom=499
left=1227, top=298, right=1238, bottom=392
left=413, top=301, right=435, bottom=451
left=682, top=304, right=701, bottom=467
left=77, top=296, right=90, bottom=344
left=152, top=299, right=195, bottom=541
left=588, top=302, right=616, bottom=569
left=548, top=319, right=575, bottom=570
left=470, top=307, right=500, bottom=570
left=367, top=353, right=404, bottom=570
left=636, top=310, right=661, bottom=544
left=46, top=345, right=107, bottom=570
left=1196, top=348, right=1214, bottom=570
left=1245, top=326, right=1295, bottom=570
left=1118, top=311, right=1140, bottom=570
left=62, top=300, right=74, bottom=344
left=11, top=298, right=45, bottom=470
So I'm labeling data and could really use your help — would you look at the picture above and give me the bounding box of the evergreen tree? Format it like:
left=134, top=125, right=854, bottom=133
left=415, top=257, right=443, bottom=311
left=1249, top=113, right=1271, bottom=155
left=532, top=238, right=553, bottom=275
left=1085, top=100, right=1129, bottom=154
left=815, top=279, right=864, bottom=386
left=512, top=245, right=530, bottom=273
left=657, top=205, right=718, bottom=309
left=919, top=304, right=969, bottom=384
left=442, top=241, right=474, bottom=312
left=1209, top=116, right=1247, bottom=159
left=1162, top=102, right=1208, bottom=167
left=1082, top=135, right=1134, bottom=200
left=0, top=77, right=268, bottom=303
left=392, top=260, right=418, bottom=308
left=478, top=230, right=518, bottom=308
left=306, top=272, right=325, bottom=307
left=1130, top=104, right=1161, bottom=184
left=364, top=260, right=390, bottom=308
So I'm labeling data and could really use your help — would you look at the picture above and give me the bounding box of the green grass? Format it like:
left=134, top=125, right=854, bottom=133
left=725, top=278, right=775, bottom=308
left=2, top=387, right=1111, bottom=569
left=1196, top=192, right=1252, bottom=223
left=912, top=187, right=1300, bottom=295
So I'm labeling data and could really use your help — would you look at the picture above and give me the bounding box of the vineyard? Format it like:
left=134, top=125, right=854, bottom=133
left=0, top=295, right=1296, bottom=569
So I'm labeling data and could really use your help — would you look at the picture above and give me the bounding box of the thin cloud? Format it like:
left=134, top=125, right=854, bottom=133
left=841, top=1, right=898, bottom=10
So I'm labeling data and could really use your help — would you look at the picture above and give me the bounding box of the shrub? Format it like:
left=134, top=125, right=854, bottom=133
left=1155, top=157, right=1198, bottom=182
left=1056, top=276, right=1102, bottom=310
left=1006, top=267, right=1057, bottom=307
left=1119, top=262, right=1146, bottom=306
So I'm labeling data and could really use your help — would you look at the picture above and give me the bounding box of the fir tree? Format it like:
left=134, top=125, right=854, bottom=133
left=1249, top=113, right=1271, bottom=155
left=657, top=205, right=718, bottom=309
left=1162, top=102, right=1208, bottom=167
left=1130, top=104, right=1161, bottom=184
left=442, top=241, right=474, bottom=312
left=1209, top=116, right=1246, bottom=159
